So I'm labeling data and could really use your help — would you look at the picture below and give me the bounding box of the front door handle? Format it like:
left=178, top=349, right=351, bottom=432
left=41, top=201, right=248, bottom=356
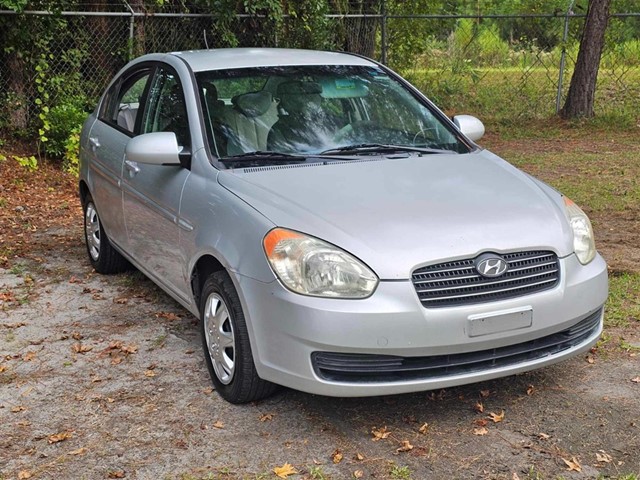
left=89, top=137, right=100, bottom=151
left=125, top=160, right=140, bottom=175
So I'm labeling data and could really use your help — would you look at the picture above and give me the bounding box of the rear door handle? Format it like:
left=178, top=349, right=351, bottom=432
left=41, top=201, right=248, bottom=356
left=89, top=137, right=100, bottom=151
left=125, top=160, right=140, bottom=175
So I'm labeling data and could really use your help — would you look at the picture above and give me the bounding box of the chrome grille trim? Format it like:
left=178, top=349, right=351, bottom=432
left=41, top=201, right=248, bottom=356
left=412, top=250, right=560, bottom=307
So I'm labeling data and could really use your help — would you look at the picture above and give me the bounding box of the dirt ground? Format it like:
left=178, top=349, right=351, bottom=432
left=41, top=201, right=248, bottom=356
left=1, top=129, right=639, bottom=480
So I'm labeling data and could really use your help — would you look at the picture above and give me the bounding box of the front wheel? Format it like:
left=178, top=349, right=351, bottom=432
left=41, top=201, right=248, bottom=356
left=200, top=271, right=277, bottom=403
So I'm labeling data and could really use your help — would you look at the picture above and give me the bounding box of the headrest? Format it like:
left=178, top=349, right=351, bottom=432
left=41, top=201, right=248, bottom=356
left=202, top=81, right=219, bottom=101
left=232, top=91, right=273, bottom=118
left=276, top=81, right=322, bottom=96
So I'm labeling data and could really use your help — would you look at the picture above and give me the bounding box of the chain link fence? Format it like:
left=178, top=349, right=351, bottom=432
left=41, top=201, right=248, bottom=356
left=0, top=8, right=639, bottom=138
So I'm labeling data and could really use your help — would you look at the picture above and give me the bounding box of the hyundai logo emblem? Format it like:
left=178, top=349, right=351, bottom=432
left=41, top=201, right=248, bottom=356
left=475, top=254, right=508, bottom=278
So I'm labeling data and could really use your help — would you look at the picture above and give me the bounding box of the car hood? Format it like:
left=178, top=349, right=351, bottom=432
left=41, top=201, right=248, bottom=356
left=217, top=150, right=574, bottom=280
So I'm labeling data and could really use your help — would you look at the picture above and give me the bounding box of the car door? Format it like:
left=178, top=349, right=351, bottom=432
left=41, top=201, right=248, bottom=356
left=121, top=65, right=191, bottom=300
left=87, top=67, right=152, bottom=249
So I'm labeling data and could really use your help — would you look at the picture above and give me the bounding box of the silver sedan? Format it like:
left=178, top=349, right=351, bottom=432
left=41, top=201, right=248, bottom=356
left=79, top=48, right=608, bottom=403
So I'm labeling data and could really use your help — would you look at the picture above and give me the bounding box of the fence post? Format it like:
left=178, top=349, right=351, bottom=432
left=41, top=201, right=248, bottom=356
left=123, top=0, right=135, bottom=60
left=556, top=0, right=575, bottom=113
left=381, top=0, right=387, bottom=64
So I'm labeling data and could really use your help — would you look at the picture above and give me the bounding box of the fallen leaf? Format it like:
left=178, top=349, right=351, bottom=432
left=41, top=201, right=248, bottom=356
left=11, top=405, right=25, bottom=413
left=473, top=427, right=488, bottom=436
left=113, top=297, right=128, bottom=304
left=107, top=471, right=125, bottom=478
left=111, top=356, right=123, bottom=365
left=72, top=332, right=83, bottom=340
left=396, top=440, right=413, bottom=452
left=213, top=420, right=224, bottom=429
left=0, top=365, right=6, bottom=373
left=631, top=376, right=640, bottom=383
left=586, top=355, right=595, bottom=364
left=332, top=449, right=343, bottom=464
left=355, top=452, right=364, bottom=461
left=69, top=447, right=88, bottom=455
left=202, top=387, right=214, bottom=394
left=596, top=450, right=612, bottom=463
left=474, top=419, right=488, bottom=427
left=273, top=463, right=297, bottom=478
left=487, top=410, right=505, bottom=423
left=18, top=471, right=31, bottom=479
left=23, top=351, right=36, bottom=361
left=480, top=389, right=490, bottom=398
left=474, top=402, right=484, bottom=413
left=69, top=276, right=82, bottom=284
left=156, top=311, right=180, bottom=321
left=562, top=456, right=582, bottom=472
left=144, top=370, right=156, bottom=377
left=120, top=344, right=137, bottom=354
left=538, top=432, right=550, bottom=440
left=72, top=343, right=93, bottom=354
left=2, top=322, right=26, bottom=329
left=259, top=413, right=274, bottom=422
left=371, top=426, right=390, bottom=441
left=353, top=470, right=364, bottom=478
left=418, top=422, right=429, bottom=434
left=526, top=385, right=535, bottom=396
left=48, top=431, right=73, bottom=443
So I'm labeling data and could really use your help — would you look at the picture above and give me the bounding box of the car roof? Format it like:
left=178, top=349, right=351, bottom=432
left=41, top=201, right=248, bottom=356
left=167, top=48, right=378, bottom=72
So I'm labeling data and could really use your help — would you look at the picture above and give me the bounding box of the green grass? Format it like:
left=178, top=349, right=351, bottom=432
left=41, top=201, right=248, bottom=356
left=402, top=66, right=640, bottom=124
left=389, top=465, right=412, bottom=480
left=606, top=273, right=640, bottom=328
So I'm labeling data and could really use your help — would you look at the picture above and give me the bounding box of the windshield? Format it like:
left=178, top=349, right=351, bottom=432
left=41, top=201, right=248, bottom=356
left=196, top=65, right=470, bottom=160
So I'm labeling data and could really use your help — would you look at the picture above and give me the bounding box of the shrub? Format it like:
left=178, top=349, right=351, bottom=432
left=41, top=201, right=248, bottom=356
left=43, top=99, right=88, bottom=159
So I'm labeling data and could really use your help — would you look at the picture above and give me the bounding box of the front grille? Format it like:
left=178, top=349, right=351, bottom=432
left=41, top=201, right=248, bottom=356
left=312, top=308, right=602, bottom=383
left=412, top=250, right=560, bottom=308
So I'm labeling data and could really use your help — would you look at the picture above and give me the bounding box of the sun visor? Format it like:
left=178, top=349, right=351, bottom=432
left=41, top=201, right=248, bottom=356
left=319, top=78, right=369, bottom=99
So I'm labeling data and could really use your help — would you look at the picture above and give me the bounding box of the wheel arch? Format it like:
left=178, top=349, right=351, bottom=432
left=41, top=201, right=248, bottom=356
left=191, top=254, right=226, bottom=310
left=79, top=180, right=90, bottom=206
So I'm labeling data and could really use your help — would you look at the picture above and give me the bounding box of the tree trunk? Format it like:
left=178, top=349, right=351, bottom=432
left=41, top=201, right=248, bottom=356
left=560, top=0, right=611, bottom=118
left=6, top=50, right=28, bottom=130
left=332, top=0, right=382, bottom=58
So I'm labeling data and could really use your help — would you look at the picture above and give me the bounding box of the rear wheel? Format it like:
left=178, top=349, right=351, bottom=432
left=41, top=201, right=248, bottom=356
left=200, top=270, right=276, bottom=403
left=83, top=194, right=129, bottom=274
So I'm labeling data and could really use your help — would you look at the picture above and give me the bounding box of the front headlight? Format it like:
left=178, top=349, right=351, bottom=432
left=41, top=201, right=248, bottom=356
left=563, top=197, right=596, bottom=264
left=263, top=228, right=378, bottom=298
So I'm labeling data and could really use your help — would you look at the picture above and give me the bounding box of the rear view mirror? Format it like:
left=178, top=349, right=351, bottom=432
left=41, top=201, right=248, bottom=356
left=453, top=115, right=485, bottom=142
left=125, top=132, right=181, bottom=166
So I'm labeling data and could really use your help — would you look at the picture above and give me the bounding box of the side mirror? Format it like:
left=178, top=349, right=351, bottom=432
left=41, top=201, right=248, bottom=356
left=452, top=115, right=485, bottom=142
left=125, top=132, right=181, bottom=166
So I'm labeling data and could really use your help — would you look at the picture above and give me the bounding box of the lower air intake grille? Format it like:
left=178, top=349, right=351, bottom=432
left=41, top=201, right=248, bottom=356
left=312, top=308, right=602, bottom=383
left=412, top=250, right=560, bottom=308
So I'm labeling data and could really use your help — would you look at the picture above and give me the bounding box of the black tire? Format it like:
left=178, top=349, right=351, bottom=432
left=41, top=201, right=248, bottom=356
left=200, top=270, right=277, bottom=404
left=83, top=194, right=130, bottom=274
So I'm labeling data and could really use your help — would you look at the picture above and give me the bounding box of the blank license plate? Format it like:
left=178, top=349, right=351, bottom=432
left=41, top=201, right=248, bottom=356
left=467, top=307, right=533, bottom=337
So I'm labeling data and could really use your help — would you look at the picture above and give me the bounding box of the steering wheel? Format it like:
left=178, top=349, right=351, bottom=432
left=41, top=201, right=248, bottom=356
left=411, top=127, right=438, bottom=146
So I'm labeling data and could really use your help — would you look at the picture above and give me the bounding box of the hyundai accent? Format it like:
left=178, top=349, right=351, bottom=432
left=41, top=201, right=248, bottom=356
left=79, top=48, right=608, bottom=403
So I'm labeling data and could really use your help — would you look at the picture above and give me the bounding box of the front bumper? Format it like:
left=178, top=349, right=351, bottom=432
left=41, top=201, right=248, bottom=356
left=234, top=253, right=608, bottom=397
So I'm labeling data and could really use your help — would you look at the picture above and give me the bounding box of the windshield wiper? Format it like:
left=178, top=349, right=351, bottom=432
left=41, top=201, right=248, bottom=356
left=319, top=143, right=454, bottom=156
left=220, top=151, right=306, bottom=162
